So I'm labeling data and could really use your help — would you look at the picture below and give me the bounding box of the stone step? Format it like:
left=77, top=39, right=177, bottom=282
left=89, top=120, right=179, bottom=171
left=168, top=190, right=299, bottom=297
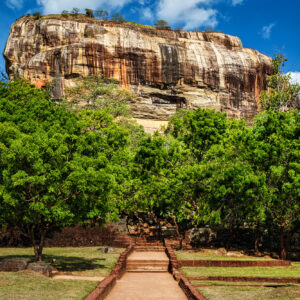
left=134, top=246, right=165, bottom=251
left=126, top=266, right=168, bottom=272
left=126, top=270, right=168, bottom=273
left=127, top=261, right=169, bottom=266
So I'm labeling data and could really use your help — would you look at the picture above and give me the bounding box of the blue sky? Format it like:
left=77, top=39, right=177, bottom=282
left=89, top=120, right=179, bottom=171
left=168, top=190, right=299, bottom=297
left=1, top=0, right=300, bottom=83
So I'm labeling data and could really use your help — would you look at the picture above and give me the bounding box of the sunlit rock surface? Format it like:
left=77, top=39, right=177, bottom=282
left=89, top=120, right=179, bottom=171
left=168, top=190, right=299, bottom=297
left=4, top=16, right=272, bottom=120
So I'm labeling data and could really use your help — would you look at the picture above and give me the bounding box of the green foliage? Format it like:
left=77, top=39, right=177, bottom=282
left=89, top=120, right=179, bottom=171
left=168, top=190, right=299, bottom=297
left=0, top=70, right=8, bottom=83
left=0, top=80, right=130, bottom=261
left=260, top=54, right=300, bottom=111
left=61, top=10, right=69, bottom=17
left=64, top=75, right=133, bottom=117
left=85, top=8, right=94, bottom=18
left=167, top=108, right=228, bottom=161
left=71, top=8, right=80, bottom=15
left=95, top=10, right=109, bottom=20
left=32, top=12, right=42, bottom=20
left=111, top=13, right=125, bottom=21
left=155, top=20, right=169, bottom=28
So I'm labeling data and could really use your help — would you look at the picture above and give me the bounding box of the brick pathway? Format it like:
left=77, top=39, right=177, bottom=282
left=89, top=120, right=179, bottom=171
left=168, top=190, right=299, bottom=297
left=106, top=250, right=187, bottom=300
left=106, top=272, right=187, bottom=300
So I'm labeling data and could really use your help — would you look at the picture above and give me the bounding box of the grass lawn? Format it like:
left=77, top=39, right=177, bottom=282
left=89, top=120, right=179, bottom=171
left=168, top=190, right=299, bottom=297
left=0, top=247, right=124, bottom=299
left=191, top=280, right=300, bottom=287
left=0, top=271, right=97, bottom=300
left=175, top=250, right=272, bottom=261
left=197, top=285, right=300, bottom=300
left=0, top=247, right=124, bottom=277
left=182, top=265, right=300, bottom=278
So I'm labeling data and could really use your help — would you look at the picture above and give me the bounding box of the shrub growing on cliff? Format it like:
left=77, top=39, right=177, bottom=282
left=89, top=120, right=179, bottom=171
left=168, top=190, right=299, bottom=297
left=260, top=54, right=300, bottom=111
left=85, top=8, right=94, bottom=18
left=111, top=13, right=125, bottom=22
left=95, top=10, right=109, bottom=20
left=32, top=12, right=41, bottom=20
left=61, top=10, right=69, bottom=17
left=0, top=80, right=129, bottom=261
left=155, top=20, right=169, bottom=28
left=64, top=75, right=133, bottom=117
left=71, top=8, right=80, bottom=16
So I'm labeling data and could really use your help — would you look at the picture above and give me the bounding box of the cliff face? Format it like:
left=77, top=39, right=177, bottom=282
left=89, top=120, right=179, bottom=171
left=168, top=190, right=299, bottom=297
left=4, top=16, right=272, bottom=120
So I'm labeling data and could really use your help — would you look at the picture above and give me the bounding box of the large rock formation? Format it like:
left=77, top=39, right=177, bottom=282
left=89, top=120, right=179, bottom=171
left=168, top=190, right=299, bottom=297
left=4, top=16, right=272, bottom=120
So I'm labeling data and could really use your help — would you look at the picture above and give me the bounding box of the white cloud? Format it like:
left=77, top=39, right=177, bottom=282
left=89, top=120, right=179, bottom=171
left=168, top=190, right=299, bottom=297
left=232, top=0, right=243, bottom=6
left=288, top=72, right=300, bottom=85
left=6, top=0, right=24, bottom=10
left=261, top=23, right=275, bottom=39
left=36, top=0, right=132, bottom=14
left=157, top=0, right=217, bottom=30
left=142, top=7, right=154, bottom=21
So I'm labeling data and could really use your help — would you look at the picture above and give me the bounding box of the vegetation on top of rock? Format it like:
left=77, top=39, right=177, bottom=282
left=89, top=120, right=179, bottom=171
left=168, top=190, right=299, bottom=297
left=63, top=75, right=134, bottom=117
left=260, top=54, right=300, bottom=111
left=154, top=20, right=169, bottom=28
left=111, top=13, right=125, bottom=22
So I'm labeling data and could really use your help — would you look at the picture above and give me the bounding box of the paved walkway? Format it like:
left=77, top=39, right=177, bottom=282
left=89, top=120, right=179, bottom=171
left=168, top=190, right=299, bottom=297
left=106, top=250, right=187, bottom=300
left=127, top=251, right=169, bottom=261
left=53, top=275, right=104, bottom=281
left=106, top=272, right=187, bottom=300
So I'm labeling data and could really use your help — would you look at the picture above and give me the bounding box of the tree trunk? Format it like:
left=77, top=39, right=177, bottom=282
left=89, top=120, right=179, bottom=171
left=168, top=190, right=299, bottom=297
left=254, top=226, right=261, bottom=255
left=280, top=226, right=287, bottom=260
left=170, top=216, right=183, bottom=249
left=34, top=243, right=44, bottom=262
left=30, top=226, right=46, bottom=262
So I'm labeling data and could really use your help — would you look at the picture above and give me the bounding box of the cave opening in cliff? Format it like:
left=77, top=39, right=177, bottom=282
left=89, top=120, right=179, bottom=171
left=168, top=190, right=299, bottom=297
left=150, top=93, right=186, bottom=109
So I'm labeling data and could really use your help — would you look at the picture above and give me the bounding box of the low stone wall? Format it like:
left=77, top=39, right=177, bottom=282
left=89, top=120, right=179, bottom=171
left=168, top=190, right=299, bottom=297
left=83, top=243, right=134, bottom=300
left=188, top=276, right=300, bottom=284
left=84, top=275, right=117, bottom=300
left=164, top=239, right=207, bottom=300
left=110, top=244, right=134, bottom=279
left=180, top=260, right=291, bottom=267
left=179, top=278, right=207, bottom=300
left=0, top=225, right=132, bottom=248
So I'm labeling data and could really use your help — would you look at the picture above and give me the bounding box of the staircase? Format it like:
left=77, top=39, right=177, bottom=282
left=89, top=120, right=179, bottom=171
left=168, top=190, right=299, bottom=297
left=126, top=239, right=169, bottom=273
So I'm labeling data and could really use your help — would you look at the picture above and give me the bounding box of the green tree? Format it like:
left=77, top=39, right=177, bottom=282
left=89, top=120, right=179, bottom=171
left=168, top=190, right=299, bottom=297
left=61, top=10, right=69, bottom=17
left=71, top=8, right=80, bottom=15
left=0, top=80, right=129, bottom=261
left=111, top=13, right=125, bottom=21
left=167, top=108, right=228, bottom=161
left=260, top=54, right=300, bottom=111
left=128, top=134, right=194, bottom=244
left=85, top=8, right=94, bottom=18
left=155, top=20, right=169, bottom=28
left=32, top=12, right=42, bottom=19
left=95, top=10, right=109, bottom=20
left=248, top=110, right=300, bottom=259
left=64, top=75, right=134, bottom=117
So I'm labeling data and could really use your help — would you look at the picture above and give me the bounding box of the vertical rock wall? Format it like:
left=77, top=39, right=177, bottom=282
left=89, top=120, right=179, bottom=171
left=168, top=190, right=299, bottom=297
left=4, top=16, right=273, bottom=119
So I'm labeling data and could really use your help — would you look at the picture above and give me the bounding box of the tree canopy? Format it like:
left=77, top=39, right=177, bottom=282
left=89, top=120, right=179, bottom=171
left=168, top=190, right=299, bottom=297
left=0, top=80, right=130, bottom=260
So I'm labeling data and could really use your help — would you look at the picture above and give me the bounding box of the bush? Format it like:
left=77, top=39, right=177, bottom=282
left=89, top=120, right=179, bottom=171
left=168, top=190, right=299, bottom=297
left=155, top=19, right=169, bottom=28
left=111, top=13, right=125, bottom=21
left=85, top=8, right=94, bottom=18
left=33, top=12, right=42, bottom=20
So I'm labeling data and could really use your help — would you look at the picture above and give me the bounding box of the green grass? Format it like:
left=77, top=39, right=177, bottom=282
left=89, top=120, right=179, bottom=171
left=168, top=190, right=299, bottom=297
left=0, top=271, right=97, bottom=300
left=175, top=250, right=271, bottom=261
left=0, top=247, right=124, bottom=277
left=197, top=285, right=300, bottom=300
left=182, top=266, right=300, bottom=278
left=191, top=280, right=299, bottom=287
